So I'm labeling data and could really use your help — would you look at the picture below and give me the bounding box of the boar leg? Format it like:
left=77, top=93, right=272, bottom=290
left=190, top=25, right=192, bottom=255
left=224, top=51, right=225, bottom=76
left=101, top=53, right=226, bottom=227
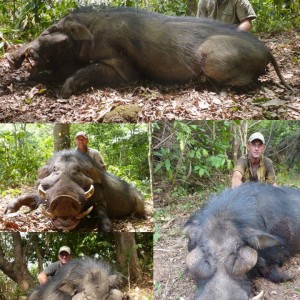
left=259, top=264, right=294, bottom=282
left=4, top=193, right=40, bottom=214
left=61, top=59, right=139, bottom=98
left=197, top=35, right=269, bottom=86
left=95, top=208, right=113, bottom=232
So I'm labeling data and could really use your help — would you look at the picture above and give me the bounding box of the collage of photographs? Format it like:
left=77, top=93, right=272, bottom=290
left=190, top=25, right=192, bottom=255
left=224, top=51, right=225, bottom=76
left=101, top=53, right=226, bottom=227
left=0, top=0, right=299, bottom=300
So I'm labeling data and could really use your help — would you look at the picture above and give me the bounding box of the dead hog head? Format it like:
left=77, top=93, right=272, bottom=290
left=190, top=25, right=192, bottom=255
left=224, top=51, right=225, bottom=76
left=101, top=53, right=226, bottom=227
left=29, top=258, right=122, bottom=300
left=7, top=30, right=77, bottom=74
left=185, top=217, right=259, bottom=300
left=5, top=149, right=146, bottom=232
left=7, top=14, right=94, bottom=70
left=184, top=183, right=300, bottom=300
left=37, top=151, right=100, bottom=231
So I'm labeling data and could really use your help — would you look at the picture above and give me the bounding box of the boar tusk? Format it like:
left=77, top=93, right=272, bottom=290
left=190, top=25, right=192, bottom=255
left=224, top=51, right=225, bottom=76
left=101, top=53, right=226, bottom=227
left=39, top=205, right=55, bottom=219
left=84, top=185, right=94, bottom=199
left=38, top=184, right=47, bottom=199
left=75, top=206, right=93, bottom=219
left=250, top=290, right=264, bottom=300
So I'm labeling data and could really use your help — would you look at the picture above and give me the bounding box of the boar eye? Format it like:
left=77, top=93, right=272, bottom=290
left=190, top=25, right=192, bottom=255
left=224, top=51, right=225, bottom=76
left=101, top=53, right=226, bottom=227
left=233, top=243, right=242, bottom=254
left=49, top=25, right=58, bottom=33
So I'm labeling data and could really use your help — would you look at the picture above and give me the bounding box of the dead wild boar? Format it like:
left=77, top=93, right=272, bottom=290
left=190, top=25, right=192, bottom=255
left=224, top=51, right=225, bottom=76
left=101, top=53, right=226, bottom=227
left=28, top=257, right=123, bottom=300
left=7, top=7, right=292, bottom=98
left=185, top=183, right=300, bottom=300
left=5, top=149, right=146, bottom=232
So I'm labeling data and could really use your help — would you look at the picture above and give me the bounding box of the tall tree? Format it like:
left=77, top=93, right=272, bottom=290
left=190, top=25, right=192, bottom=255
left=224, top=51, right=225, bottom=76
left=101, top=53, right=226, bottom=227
left=53, top=124, right=70, bottom=151
left=113, top=232, right=141, bottom=282
left=232, top=121, right=248, bottom=162
left=186, top=0, right=197, bottom=15
left=0, top=233, right=34, bottom=292
left=148, top=123, right=154, bottom=199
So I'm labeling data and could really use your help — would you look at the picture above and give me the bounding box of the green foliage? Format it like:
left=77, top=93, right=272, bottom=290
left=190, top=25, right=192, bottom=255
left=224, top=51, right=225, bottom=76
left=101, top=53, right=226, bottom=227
left=154, top=120, right=300, bottom=198
left=71, top=123, right=150, bottom=196
left=252, top=0, right=300, bottom=32
left=248, top=120, right=300, bottom=168
left=0, top=272, right=23, bottom=300
left=0, top=0, right=78, bottom=47
left=154, top=121, right=233, bottom=194
left=150, top=0, right=187, bottom=15
left=135, top=233, right=153, bottom=273
left=0, top=124, right=53, bottom=195
left=32, top=233, right=116, bottom=264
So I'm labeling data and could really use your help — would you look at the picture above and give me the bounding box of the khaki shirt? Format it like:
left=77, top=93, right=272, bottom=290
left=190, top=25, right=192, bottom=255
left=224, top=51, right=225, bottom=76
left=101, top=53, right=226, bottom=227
left=233, top=155, right=276, bottom=184
left=197, top=0, right=256, bottom=24
left=86, top=148, right=105, bottom=168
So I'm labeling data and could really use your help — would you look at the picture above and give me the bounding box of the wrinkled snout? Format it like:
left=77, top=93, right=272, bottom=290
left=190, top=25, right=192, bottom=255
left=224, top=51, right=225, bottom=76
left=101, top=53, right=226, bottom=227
left=6, top=40, right=40, bottom=70
left=49, top=194, right=81, bottom=217
left=38, top=181, right=94, bottom=231
left=195, top=274, right=251, bottom=300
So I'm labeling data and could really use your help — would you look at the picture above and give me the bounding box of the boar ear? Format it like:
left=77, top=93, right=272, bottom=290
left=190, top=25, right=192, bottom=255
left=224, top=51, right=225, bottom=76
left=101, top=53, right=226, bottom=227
left=64, top=21, right=94, bottom=41
left=184, top=218, right=203, bottom=252
left=83, top=168, right=102, bottom=184
left=183, top=217, right=202, bottom=237
left=38, top=166, right=50, bottom=179
left=243, top=228, right=283, bottom=249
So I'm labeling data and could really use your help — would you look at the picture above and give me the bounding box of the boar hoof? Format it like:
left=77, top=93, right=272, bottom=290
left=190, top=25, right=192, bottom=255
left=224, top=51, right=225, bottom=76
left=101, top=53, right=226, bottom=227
left=61, top=80, right=74, bottom=98
left=100, top=220, right=113, bottom=232
left=261, top=265, right=294, bottom=283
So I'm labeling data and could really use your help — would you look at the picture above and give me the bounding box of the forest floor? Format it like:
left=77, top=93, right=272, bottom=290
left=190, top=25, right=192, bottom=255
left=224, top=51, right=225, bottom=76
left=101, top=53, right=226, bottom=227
left=0, top=187, right=153, bottom=232
left=0, top=30, right=299, bottom=122
left=153, top=192, right=300, bottom=300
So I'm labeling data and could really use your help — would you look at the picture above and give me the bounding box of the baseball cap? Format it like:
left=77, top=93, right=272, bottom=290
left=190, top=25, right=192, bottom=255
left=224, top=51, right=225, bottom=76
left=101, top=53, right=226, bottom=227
left=248, top=132, right=265, bottom=144
left=75, top=131, right=88, bottom=139
left=59, top=246, right=71, bottom=255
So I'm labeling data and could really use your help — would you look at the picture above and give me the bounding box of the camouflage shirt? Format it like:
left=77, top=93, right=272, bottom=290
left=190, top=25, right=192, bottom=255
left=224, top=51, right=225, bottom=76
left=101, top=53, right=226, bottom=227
left=197, top=0, right=256, bottom=25
left=86, top=148, right=105, bottom=168
left=233, top=155, right=276, bottom=184
left=44, top=261, right=62, bottom=278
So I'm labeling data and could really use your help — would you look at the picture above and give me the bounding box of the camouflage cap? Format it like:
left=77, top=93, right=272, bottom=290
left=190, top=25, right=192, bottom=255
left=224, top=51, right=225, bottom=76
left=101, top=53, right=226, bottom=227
left=75, top=131, right=88, bottom=139
left=248, top=132, right=265, bottom=144
left=59, top=246, right=71, bottom=255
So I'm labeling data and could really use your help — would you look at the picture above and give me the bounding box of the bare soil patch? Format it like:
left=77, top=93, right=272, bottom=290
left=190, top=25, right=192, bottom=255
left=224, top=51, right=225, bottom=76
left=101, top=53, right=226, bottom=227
left=0, top=30, right=299, bottom=122
left=154, top=195, right=300, bottom=300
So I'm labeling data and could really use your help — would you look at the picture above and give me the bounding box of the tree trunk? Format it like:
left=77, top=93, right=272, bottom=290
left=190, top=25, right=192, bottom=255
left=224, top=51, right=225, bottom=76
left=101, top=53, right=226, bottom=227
left=148, top=123, right=154, bottom=200
left=53, top=123, right=70, bottom=151
left=113, top=232, right=141, bottom=282
left=186, top=0, right=197, bottom=16
left=0, top=233, right=34, bottom=292
left=30, top=234, right=44, bottom=272
left=232, top=121, right=249, bottom=162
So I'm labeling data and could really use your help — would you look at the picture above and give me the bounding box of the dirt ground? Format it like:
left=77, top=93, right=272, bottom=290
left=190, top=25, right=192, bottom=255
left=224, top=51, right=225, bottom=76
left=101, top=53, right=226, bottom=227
left=0, top=187, right=153, bottom=232
left=0, top=30, right=299, bottom=122
left=154, top=195, right=300, bottom=300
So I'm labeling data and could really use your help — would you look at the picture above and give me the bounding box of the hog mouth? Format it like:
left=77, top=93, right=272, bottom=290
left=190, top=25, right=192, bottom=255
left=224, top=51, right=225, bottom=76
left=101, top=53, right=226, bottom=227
left=38, top=184, right=95, bottom=231
left=7, top=47, right=53, bottom=73
left=39, top=204, right=94, bottom=231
